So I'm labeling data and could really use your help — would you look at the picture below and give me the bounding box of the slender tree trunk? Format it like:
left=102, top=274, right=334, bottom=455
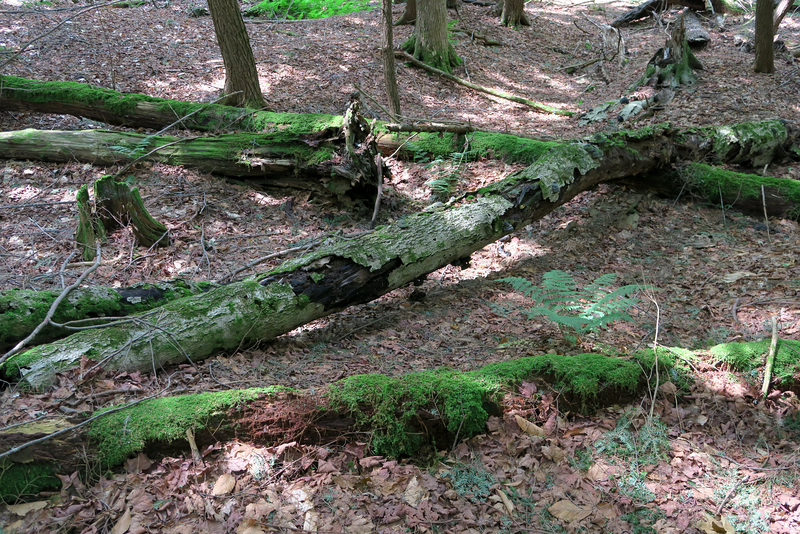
left=501, top=0, right=530, bottom=26
left=207, top=0, right=268, bottom=108
left=383, top=0, right=402, bottom=121
left=754, top=0, right=775, bottom=73
left=403, top=0, right=461, bottom=73
left=773, top=0, right=794, bottom=33
left=395, top=0, right=417, bottom=25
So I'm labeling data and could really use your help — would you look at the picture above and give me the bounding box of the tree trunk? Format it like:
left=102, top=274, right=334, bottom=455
left=0, top=106, right=383, bottom=201
left=500, top=0, right=530, bottom=27
left=382, top=0, right=402, bottom=122
left=0, top=281, right=220, bottom=353
left=207, top=0, right=268, bottom=108
left=2, top=119, right=795, bottom=389
left=395, top=0, right=417, bottom=25
left=773, top=0, right=794, bottom=33
left=402, top=0, right=461, bottom=73
left=754, top=0, right=776, bottom=73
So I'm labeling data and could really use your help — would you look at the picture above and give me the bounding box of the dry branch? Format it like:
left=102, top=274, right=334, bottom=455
left=393, top=51, right=576, bottom=116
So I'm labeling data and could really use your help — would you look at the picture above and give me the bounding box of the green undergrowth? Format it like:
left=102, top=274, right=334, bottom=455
left=0, top=461, right=60, bottom=503
left=244, top=0, right=374, bottom=19
left=707, top=339, right=800, bottom=386
left=89, top=387, right=280, bottom=467
left=682, top=163, right=800, bottom=219
left=327, top=352, right=670, bottom=458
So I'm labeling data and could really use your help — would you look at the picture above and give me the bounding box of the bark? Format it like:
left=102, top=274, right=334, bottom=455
left=395, top=0, right=416, bottom=25
left=500, top=0, right=530, bottom=27
left=0, top=105, right=383, bottom=200
left=207, top=0, right=267, bottom=108
left=773, top=0, right=793, bottom=33
left=402, top=0, right=461, bottom=74
left=2, top=119, right=796, bottom=389
left=610, top=0, right=723, bottom=28
left=382, top=0, right=402, bottom=122
left=754, top=0, right=775, bottom=73
left=0, top=280, right=220, bottom=353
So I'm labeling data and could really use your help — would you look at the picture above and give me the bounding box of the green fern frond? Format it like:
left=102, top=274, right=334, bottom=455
left=498, top=271, right=649, bottom=338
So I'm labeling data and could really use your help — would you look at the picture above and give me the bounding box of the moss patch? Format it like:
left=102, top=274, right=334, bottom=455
left=708, top=339, right=800, bottom=386
left=0, top=461, right=60, bottom=502
left=683, top=163, right=800, bottom=218
left=89, top=388, right=277, bottom=466
left=327, top=353, right=664, bottom=458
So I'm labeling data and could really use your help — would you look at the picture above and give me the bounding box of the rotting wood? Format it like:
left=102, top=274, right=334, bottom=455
left=385, top=122, right=475, bottom=134
left=1, top=119, right=796, bottom=389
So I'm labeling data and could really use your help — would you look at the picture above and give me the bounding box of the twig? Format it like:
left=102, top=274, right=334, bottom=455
left=714, top=475, right=747, bottom=515
left=0, top=0, right=130, bottom=70
left=713, top=453, right=797, bottom=472
left=761, top=184, right=771, bottom=243
left=761, top=316, right=779, bottom=398
left=0, top=243, right=101, bottom=366
left=0, top=200, right=76, bottom=210
left=370, top=154, right=384, bottom=229
left=0, top=374, right=174, bottom=462
left=219, top=240, right=320, bottom=283
left=394, top=51, right=576, bottom=116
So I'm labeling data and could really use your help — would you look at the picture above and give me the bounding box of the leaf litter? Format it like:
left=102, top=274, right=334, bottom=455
left=1, top=0, right=799, bottom=532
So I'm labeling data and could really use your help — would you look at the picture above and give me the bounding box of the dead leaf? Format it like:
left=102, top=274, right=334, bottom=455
left=212, top=473, right=236, bottom=496
left=697, top=512, right=735, bottom=533
left=658, top=381, right=677, bottom=395
left=586, top=462, right=610, bottom=482
left=403, top=476, right=426, bottom=507
left=548, top=500, right=591, bottom=522
left=6, top=501, right=48, bottom=515
left=514, top=414, right=545, bottom=436
left=542, top=444, right=566, bottom=463
left=236, top=518, right=265, bottom=534
left=496, top=489, right=514, bottom=514
left=110, top=508, right=132, bottom=534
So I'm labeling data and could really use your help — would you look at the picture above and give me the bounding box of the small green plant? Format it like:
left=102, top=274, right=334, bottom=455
left=444, top=461, right=496, bottom=503
left=498, top=271, right=646, bottom=342
left=244, top=0, right=374, bottom=20
left=425, top=148, right=474, bottom=201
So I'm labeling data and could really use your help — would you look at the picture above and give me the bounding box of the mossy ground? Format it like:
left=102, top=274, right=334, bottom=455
left=0, top=461, right=60, bottom=503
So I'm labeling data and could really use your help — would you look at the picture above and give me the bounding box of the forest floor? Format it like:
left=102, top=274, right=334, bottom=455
left=1, top=0, right=800, bottom=532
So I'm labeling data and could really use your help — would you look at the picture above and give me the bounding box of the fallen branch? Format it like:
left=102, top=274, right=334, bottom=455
left=394, top=51, right=576, bottom=116
left=761, top=316, right=779, bottom=397
left=385, top=122, right=475, bottom=134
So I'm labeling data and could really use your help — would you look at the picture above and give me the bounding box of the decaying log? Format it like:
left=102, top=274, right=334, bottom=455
left=611, top=0, right=720, bottom=28
left=684, top=10, right=710, bottom=46
left=1, top=119, right=796, bottom=389
left=0, top=280, right=220, bottom=353
left=385, top=122, right=475, bottom=134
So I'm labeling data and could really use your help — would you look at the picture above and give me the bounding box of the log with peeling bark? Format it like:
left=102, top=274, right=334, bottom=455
left=1, top=119, right=796, bottom=389
left=0, top=280, right=221, bottom=353
left=610, top=0, right=717, bottom=28
left=0, top=124, right=381, bottom=200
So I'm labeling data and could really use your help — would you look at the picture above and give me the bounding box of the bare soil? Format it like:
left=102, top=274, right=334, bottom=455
left=1, top=0, right=799, bottom=532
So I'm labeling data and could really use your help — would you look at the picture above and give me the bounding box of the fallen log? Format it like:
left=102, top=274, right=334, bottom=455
left=1, top=119, right=796, bottom=389
left=0, top=280, right=220, bottom=353
left=0, top=351, right=666, bottom=500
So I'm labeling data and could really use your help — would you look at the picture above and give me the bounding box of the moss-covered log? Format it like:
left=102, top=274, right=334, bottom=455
left=0, top=351, right=667, bottom=501
left=0, top=126, right=377, bottom=199
left=1, top=120, right=796, bottom=389
left=3, top=341, right=796, bottom=502
left=0, top=75, right=559, bottom=159
left=0, top=280, right=220, bottom=353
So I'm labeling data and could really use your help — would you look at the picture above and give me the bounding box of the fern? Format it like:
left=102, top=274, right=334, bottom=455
left=498, top=270, right=645, bottom=337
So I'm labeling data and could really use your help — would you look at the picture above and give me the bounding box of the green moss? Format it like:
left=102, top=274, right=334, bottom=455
left=328, top=353, right=662, bottom=458
left=708, top=340, right=800, bottom=386
left=0, top=75, right=343, bottom=135
left=709, top=120, right=788, bottom=167
left=328, top=369, right=493, bottom=458
left=0, top=461, right=60, bottom=502
left=89, top=387, right=276, bottom=466
left=683, top=163, right=800, bottom=218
